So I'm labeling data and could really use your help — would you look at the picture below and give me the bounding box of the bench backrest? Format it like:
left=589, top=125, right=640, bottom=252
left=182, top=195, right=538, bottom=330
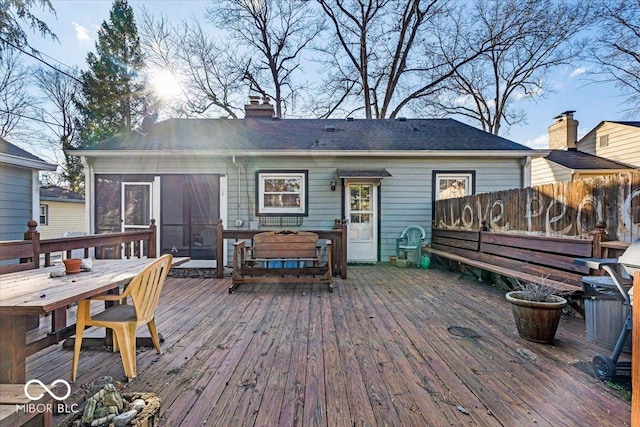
left=253, top=231, right=319, bottom=259
left=480, top=232, right=593, bottom=274
left=0, top=240, right=39, bottom=274
left=432, top=229, right=480, bottom=253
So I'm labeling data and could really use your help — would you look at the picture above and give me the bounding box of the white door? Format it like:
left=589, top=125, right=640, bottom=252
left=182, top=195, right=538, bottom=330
left=121, top=182, right=153, bottom=256
left=346, top=182, right=377, bottom=262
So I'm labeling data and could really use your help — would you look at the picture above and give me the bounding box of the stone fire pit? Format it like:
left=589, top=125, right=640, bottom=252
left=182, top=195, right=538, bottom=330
left=58, top=377, right=160, bottom=427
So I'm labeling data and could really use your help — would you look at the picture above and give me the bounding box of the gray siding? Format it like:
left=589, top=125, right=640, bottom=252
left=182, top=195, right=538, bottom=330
left=0, top=165, right=32, bottom=240
left=89, top=155, right=524, bottom=262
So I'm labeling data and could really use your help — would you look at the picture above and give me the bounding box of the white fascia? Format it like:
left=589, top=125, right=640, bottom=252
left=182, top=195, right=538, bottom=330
left=71, top=149, right=548, bottom=158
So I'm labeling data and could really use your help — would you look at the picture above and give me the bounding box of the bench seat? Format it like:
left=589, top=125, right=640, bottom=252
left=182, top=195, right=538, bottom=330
left=0, top=384, right=52, bottom=427
left=424, top=228, right=597, bottom=316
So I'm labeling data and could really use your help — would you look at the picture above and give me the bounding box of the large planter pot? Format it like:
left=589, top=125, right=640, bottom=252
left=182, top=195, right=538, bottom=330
left=506, top=291, right=568, bottom=344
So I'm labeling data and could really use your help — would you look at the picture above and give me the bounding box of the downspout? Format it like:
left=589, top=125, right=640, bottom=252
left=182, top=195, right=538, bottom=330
left=523, top=156, right=532, bottom=188
left=232, top=155, right=243, bottom=227
left=81, top=155, right=93, bottom=234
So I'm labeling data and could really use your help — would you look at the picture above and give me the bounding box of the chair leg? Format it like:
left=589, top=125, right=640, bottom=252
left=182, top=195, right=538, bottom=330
left=147, top=318, right=162, bottom=354
left=71, top=302, right=88, bottom=383
left=112, top=324, right=138, bottom=380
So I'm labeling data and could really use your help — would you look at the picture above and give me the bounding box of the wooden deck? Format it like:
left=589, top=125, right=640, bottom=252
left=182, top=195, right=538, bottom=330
left=26, top=265, right=630, bottom=426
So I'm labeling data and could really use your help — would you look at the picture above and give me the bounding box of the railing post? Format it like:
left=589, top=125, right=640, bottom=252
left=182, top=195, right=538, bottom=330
left=216, top=219, right=225, bottom=278
left=592, top=221, right=607, bottom=258
left=23, top=220, right=40, bottom=268
left=148, top=219, right=157, bottom=258
left=341, top=219, right=348, bottom=279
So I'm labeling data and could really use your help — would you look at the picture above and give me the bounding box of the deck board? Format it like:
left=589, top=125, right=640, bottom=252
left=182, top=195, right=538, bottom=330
left=20, top=265, right=630, bottom=426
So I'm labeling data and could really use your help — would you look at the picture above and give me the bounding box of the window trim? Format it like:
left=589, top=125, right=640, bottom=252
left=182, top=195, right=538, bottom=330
left=39, top=204, right=49, bottom=226
left=432, top=170, right=476, bottom=202
left=255, top=170, right=308, bottom=217
left=599, top=134, right=609, bottom=148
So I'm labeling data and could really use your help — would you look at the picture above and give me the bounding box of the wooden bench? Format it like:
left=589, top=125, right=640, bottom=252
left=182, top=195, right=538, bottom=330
left=230, top=230, right=333, bottom=293
left=425, top=228, right=596, bottom=315
left=0, top=240, right=39, bottom=274
left=0, top=384, right=52, bottom=427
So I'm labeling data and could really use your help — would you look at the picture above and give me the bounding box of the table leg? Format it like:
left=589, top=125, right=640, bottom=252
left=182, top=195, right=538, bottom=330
left=0, top=314, right=27, bottom=383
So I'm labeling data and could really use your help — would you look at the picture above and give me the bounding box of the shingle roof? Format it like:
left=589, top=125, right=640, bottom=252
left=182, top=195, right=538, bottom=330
left=82, top=118, right=532, bottom=153
left=40, top=185, right=84, bottom=202
left=545, top=149, right=633, bottom=170
left=1, top=137, right=48, bottom=162
left=609, top=121, right=640, bottom=128
left=1, top=137, right=57, bottom=170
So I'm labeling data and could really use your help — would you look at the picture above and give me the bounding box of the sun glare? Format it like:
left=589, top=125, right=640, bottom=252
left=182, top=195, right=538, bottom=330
left=150, top=69, right=183, bottom=100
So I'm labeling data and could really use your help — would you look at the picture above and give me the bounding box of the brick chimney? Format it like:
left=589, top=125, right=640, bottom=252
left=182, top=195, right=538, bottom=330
left=244, top=95, right=275, bottom=119
left=548, top=111, right=578, bottom=150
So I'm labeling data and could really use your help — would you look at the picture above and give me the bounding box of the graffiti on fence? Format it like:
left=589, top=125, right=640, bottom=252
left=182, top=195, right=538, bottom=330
left=435, top=173, right=640, bottom=241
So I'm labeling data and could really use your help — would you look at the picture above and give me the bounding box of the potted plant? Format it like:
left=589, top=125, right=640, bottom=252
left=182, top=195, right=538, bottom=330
left=506, top=278, right=568, bottom=344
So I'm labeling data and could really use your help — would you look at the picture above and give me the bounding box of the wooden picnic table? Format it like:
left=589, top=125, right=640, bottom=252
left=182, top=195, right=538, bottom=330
left=0, top=257, right=188, bottom=384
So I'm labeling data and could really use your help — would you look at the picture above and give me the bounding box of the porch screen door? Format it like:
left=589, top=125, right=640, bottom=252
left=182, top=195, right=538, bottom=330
left=122, top=182, right=152, bottom=256
left=346, top=183, right=378, bottom=262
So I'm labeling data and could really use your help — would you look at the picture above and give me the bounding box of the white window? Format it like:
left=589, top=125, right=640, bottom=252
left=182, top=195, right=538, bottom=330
left=40, top=204, right=49, bottom=225
left=435, top=173, right=473, bottom=200
left=257, top=171, right=307, bottom=215
left=599, top=134, right=609, bottom=148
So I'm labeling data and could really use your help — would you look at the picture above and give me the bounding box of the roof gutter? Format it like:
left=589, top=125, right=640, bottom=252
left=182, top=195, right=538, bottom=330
left=572, top=169, right=635, bottom=177
left=70, top=149, right=547, bottom=158
left=1, top=153, right=57, bottom=170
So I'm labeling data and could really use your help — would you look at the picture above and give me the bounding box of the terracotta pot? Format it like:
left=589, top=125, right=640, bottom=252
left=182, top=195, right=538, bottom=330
left=506, top=291, right=567, bottom=344
left=63, top=258, right=82, bottom=274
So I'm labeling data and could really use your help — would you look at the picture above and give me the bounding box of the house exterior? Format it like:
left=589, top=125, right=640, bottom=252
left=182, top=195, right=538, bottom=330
left=531, top=112, right=638, bottom=185
left=71, top=101, right=538, bottom=265
left=39, top=184, right=86, bottom=240
left=0, top=137, right=57, bottom=240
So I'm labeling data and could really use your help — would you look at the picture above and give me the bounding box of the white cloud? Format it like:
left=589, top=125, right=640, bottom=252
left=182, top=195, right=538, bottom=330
left=524, top=133, right=549, bottom=149
left=570, top=67, right=587, bottom=78
left=72, top=22, right=91, bottom=41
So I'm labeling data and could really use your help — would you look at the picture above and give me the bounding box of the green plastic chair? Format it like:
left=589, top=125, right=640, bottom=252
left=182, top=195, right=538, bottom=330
left=396, top=225, right=426, bottom=267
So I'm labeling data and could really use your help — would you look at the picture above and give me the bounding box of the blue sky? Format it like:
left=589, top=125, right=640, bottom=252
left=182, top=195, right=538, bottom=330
left=25, top=0, right=632, bottom=150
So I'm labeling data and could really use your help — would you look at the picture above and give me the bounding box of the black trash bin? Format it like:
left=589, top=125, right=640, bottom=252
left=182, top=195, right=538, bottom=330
left=582, top=276, right=631, bottom=352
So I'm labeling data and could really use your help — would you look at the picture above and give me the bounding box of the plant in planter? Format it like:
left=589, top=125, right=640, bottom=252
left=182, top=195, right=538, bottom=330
left=506, top=278, right=568, bottom=344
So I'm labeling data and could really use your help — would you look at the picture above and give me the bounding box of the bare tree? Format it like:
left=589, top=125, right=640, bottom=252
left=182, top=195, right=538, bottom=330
left=588, top=0, right=640, bottom=117
left=33, top=66, right=84, bottom=191
left=433, top=0, right=591, bottom=135
left=315, top=0, right=507, bottom=119
left=208, top=0, right=324, bottom=118
left=138, top=10, right=244, bottom=118
left=0, top=50, right=33, bottom=137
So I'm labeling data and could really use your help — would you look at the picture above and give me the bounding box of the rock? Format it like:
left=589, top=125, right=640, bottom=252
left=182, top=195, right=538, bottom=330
left=131, top=399, right=146, bottom=412
left=113, top=410, right=137, bottom=427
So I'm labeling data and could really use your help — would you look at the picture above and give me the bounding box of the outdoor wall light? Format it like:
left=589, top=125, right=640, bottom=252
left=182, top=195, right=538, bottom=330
left=330, top=177, right=337, bottom=191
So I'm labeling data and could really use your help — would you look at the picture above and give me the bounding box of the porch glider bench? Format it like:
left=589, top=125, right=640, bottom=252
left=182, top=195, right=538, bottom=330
left=230, top=230, right=333, bottom=293
left=424, top=228, right=595, bottom=315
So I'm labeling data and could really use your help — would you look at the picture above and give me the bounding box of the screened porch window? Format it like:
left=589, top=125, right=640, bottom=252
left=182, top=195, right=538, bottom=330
left=256, top=170, right=308, bottom=216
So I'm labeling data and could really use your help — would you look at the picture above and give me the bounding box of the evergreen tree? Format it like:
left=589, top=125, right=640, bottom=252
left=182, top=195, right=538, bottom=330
left=75, top=0, right=150, bottom=147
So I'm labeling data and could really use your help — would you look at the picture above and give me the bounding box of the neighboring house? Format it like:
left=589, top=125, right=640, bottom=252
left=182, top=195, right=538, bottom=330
left=39, top=184, right=86, bottom=240
left=0, top=137, right=57, bottom=241
left=531, top=112, right=638, bottom=185
left=71, top=98, right=537, bottom=265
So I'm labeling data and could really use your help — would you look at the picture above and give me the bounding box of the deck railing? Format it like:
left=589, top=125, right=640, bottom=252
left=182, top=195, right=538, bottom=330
left=3, top=220, right=157, bottom=269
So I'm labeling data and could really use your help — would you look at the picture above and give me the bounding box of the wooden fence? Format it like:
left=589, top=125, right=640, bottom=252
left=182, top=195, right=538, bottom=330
left=434, top=172, right=640, bottom=242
